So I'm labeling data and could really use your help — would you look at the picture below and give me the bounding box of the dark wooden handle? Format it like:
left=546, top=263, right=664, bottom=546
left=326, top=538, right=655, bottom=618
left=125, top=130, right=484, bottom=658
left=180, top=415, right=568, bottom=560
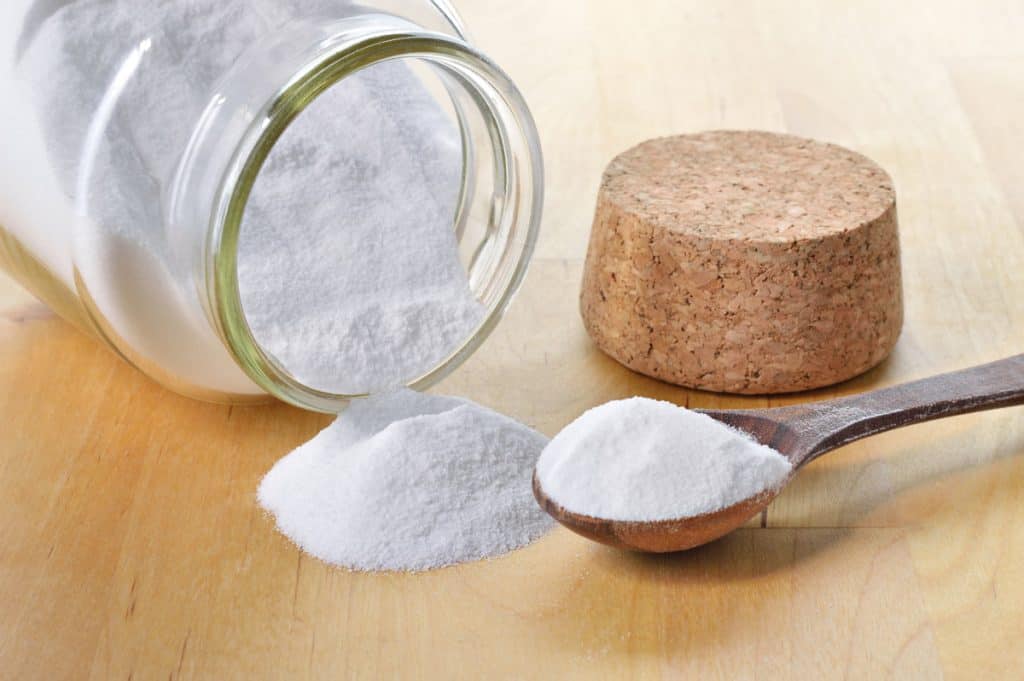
left=716, top=352, right=1024, bottom=464
left=782, top=354, right=1024, bottom=464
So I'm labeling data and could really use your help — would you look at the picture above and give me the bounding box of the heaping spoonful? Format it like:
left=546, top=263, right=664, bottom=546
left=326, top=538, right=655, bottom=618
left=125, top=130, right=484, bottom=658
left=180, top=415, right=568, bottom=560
left=533, top=354, right=1024, bottom=553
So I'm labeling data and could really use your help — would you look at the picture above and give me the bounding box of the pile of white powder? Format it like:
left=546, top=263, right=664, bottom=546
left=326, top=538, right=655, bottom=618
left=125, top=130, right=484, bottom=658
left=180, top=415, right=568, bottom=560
left=536, top=397, right=792, bottom=521
left=258, top=389, right=553, bottom=571
left=21, top=0, right=484, bottom=395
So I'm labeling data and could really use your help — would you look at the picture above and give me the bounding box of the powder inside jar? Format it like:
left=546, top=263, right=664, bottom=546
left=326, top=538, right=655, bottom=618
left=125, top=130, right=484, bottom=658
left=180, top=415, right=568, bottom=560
left=536, top=397, right=792, bottom=521
left=238, top=59, right=485, bottom=395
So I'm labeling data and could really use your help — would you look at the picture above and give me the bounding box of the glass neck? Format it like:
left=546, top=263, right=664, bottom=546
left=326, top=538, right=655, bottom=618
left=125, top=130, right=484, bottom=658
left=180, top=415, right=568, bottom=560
left=167, top=13, right=543, bottom=413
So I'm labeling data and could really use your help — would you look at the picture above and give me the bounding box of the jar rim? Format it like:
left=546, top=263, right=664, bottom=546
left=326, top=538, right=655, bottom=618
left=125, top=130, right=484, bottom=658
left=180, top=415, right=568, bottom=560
left=205, top=23, right=544, bottom=413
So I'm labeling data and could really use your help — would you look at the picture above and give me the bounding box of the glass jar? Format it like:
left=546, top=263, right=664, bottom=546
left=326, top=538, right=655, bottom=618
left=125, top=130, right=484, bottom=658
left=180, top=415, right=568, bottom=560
left=0, top=0, right=543, bottom=412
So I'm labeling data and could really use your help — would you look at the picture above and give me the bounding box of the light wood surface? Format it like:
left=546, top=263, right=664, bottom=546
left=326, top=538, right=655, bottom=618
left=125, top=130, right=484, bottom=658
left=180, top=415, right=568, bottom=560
left=3, top=1, right=1024, bottom=678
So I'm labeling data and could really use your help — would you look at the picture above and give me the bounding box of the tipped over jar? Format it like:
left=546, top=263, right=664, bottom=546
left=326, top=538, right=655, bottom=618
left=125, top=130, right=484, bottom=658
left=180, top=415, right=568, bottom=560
left=0, top=0, right=543, bottom=412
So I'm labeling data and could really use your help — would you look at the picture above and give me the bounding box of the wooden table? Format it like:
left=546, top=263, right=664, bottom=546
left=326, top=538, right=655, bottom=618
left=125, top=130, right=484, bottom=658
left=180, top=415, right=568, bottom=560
left=3, top=1, right=1024, bottom=678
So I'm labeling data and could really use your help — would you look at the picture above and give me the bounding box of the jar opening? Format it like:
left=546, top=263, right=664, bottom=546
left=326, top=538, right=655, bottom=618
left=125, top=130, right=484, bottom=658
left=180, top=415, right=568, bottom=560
left=208, top=27, right=543, bottom=412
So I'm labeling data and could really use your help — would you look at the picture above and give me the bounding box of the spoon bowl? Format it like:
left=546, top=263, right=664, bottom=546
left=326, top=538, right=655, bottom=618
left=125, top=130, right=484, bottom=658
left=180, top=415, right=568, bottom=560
left=534, top=354, right=1024, bottom=553
left=532, top=473, right=784, bottom=552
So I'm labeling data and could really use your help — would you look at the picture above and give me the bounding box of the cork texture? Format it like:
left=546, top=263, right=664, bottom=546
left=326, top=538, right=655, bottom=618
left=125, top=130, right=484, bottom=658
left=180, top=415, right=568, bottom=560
left=581, top=131, right=903, bottom=394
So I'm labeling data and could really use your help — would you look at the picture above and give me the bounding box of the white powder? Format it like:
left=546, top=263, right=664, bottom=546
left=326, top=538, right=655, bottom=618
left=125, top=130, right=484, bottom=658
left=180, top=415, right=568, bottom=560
left=258, top=389, right=553, bottom=571
left=20, top=1, right=484, bottom=395
left=536, top=397, right=793, bottom=522
left=238, top=58, right=485, bottom=394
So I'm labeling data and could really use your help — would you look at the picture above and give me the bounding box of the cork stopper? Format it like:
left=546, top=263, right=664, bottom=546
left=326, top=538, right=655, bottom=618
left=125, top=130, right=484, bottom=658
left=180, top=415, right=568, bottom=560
left=581, top=131, right=903, bottom=394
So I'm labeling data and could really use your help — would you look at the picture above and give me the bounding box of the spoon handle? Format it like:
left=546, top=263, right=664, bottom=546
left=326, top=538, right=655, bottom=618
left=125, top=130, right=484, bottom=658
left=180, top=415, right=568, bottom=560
left=780, top=354, right=1024, bottom=464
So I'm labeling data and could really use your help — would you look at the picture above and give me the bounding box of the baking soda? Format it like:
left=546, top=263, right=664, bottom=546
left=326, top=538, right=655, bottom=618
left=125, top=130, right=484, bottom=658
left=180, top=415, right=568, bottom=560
left=238, top=58, right=484, bottom=394
left=258, top=390, right=553, bottom=572
left=536, top=397, right=792, bottom=521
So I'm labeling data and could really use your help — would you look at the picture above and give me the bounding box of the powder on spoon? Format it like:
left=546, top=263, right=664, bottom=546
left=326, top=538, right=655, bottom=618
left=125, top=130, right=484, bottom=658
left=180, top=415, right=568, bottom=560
left=258, top=389, right=553, bottom=572
left=536, top=397, right=792, bottom=522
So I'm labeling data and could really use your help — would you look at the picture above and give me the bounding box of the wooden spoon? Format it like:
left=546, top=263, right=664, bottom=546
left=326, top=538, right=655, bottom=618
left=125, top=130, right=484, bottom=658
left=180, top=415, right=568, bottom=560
left=533, top=355, right=1024, bottom=553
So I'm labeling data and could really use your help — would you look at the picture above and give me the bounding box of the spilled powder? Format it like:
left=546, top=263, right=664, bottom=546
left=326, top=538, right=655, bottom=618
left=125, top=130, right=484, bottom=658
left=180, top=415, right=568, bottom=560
left=536, top=397, right=792, bottom=522
left=258, top=390, right=553, bottom=572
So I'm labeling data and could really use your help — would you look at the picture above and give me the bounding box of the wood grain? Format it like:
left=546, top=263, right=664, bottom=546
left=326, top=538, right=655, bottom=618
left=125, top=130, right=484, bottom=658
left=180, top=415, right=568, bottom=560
left=708, top=355, right=1024, bottom=467
left=4, top=0, right=1024, bottom=678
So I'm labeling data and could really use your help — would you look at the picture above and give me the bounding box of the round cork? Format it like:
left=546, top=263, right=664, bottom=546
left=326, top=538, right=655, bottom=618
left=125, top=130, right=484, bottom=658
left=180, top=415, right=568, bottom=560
left=581, top=131, right=903, bottom=394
